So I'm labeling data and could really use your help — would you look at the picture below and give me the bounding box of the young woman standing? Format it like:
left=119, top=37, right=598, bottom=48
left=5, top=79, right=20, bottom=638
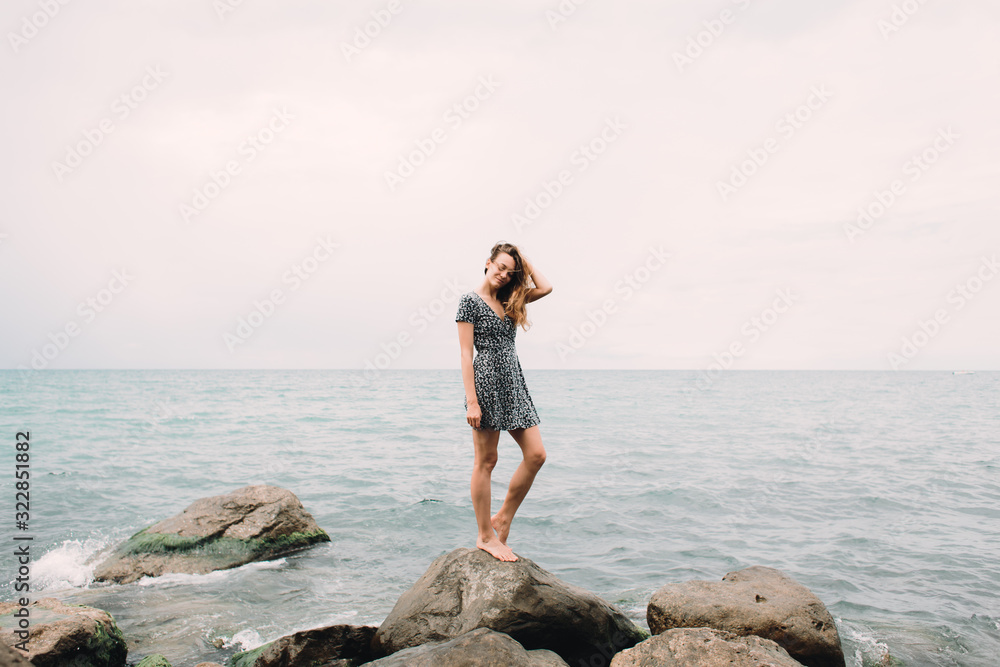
left=455, top=242, right=552, bottom=562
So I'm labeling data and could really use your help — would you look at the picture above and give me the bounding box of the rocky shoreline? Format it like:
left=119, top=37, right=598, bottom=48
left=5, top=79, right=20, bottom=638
left=0, top=485, right=852, bottom=667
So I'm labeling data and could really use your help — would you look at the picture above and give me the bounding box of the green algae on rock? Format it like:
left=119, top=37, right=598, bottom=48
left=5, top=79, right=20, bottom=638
left=0, top=597, right=128, bottom=667
left=230, top=623, right=378, bottom=667
left=91, top=485, right=330, bottom=584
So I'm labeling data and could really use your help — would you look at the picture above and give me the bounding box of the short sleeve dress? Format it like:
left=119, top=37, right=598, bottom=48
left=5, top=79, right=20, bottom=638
left=456, top=291, right=540, bottom=431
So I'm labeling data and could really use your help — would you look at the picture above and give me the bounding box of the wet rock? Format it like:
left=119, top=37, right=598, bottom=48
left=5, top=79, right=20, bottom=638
left=362, top=627, right=568, bottom=666
left=0, top=641, right=36, bottom=666
left=136, top=656, right=172, bottom=667
left=611, top=627, right=805, bottom=666
left=230, top=623, right=377, bottom=667
left=647, top=565, right=844, bottom=667
left=372, top=547, right=645, bottom=665
left=525, top=648, right=572, bottom=666
left=0, top=597, right=127, bottom=667
left=92, top=485, right=330, bottom=584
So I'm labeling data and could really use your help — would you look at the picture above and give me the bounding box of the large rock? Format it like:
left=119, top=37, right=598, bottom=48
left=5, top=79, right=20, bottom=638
left=610, top=627, right=805, bottom=667
left=92, top=485, right=330, bottom=584
left=230, top=623, right=378, bottom=667
left=0, top=641, right=35, bottom=665
left=362, top=627, right=568, bottom=666
left=135, top=656, right=172, bottom=667
left=647, top=565, right=844, bottom=667
left=0, top=597, right=127, bottom=667
left=372, top=547, right=646, bottom=666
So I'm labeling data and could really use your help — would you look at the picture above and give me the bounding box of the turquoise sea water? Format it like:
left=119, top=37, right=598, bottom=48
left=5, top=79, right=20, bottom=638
left=1, top=369, right=998, bottom=666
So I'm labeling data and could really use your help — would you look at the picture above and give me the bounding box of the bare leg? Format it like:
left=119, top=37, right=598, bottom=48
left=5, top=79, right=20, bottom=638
left=471, top=427, right=517, bottom=561
left=492, top=425, right=546, bottom=545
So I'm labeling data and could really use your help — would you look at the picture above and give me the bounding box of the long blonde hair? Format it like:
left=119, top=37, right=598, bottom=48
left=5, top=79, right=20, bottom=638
left=487, top=242, right=535, bottom=331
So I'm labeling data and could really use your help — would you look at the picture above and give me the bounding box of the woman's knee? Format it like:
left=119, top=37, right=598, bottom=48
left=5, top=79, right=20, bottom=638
left=528, top=448, right=546, bottom=469
left=474, top=454, right=498, bottom=471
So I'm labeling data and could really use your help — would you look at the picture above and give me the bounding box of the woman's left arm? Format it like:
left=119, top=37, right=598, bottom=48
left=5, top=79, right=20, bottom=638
left=524, top=260, right=553, bottom=302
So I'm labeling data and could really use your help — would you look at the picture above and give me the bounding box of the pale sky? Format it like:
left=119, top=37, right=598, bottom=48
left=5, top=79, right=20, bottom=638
left=2, top=0, right=998, bottom=371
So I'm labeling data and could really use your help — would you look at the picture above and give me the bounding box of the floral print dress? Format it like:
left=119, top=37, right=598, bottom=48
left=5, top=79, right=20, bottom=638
left=456, top=291, right=540, bottom=431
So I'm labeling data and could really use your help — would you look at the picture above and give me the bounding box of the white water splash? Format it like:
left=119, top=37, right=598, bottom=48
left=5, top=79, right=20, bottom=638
left=135, top=558, right=288, bottom=587
left=229, top=627, right=266, bottom=651
left=844, top=624, right=893, bottom=667
left=33, top=537, right=114, bottom=591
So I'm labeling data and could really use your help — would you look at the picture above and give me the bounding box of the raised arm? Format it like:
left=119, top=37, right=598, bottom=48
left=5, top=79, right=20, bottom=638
left=524, top=260, right=553, bottom=303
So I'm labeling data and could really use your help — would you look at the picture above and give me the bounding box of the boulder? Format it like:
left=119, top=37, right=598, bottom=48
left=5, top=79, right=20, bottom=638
left=361, top=627, right=568, bottom=666
left=230, top=623, right=377, bottom=667
left=610, top=627, right=805, bottom=666
left=136, top=656, right=172, bottom=667
left=0, top=597, right=127, bottom=667
left=524, top=648, right=571, bottom=667
left=92, top=485, right=330, bottom=584
left=647, top=565, right=844, bottom=667
left=0, top=641, right=35, bottom=665
left=372, top=547, right=645, bottom=666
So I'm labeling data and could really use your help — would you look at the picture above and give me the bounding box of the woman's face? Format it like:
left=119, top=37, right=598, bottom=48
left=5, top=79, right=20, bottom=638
left=489, top=253, right=517, bottom=287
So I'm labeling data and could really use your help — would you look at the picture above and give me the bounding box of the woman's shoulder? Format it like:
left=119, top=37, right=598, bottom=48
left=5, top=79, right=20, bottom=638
left=461, top=291, right=485, bottom=303
left=456, top=291, right=479, bottom=323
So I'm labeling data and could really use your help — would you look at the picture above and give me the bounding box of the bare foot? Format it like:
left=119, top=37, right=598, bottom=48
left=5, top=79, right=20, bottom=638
left=477, top=534, right=518, bottom=561
left=491, top=512, right=511, bottom=545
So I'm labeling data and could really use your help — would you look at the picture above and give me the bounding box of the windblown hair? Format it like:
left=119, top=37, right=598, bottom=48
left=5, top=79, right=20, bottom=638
left=488, top=242, right=535, bottom=332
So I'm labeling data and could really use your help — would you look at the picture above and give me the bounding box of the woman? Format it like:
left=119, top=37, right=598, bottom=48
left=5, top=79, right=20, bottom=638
left=455, top=242, right=552, bottom=562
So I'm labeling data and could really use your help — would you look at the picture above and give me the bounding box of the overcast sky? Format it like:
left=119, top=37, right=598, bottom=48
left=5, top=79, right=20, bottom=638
left=2, top=0, right=998, bottom=371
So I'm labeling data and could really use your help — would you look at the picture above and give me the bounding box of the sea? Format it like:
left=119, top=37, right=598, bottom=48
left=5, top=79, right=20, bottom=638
left=0, top=369, right=997, bottom=666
